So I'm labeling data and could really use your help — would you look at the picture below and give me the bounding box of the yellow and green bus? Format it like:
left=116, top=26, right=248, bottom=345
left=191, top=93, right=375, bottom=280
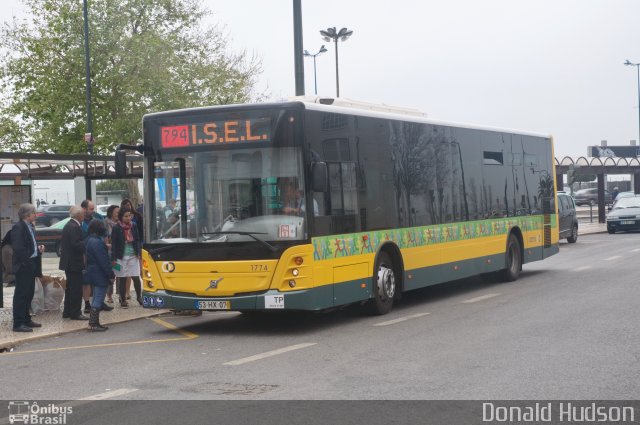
left=121, top=98, right=558, bottom=315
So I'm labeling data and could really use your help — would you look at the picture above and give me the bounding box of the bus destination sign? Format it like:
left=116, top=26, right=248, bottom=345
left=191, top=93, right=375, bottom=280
left=160, top=118, right=271, bottom=148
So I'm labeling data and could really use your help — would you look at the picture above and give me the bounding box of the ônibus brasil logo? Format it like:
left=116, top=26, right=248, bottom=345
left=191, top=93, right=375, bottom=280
left=8, top=401, right=72, bottom=424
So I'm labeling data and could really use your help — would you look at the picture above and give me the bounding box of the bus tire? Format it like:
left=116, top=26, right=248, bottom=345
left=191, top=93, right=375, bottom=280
left=499, top=233, right=521, bottom=282
left=366, top=251, right=395, bottom=315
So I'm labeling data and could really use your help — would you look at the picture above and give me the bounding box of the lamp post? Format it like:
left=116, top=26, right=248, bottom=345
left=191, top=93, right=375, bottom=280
left=319, top=27, right=353, bottom=97
left=82, top=0, right=94, bottom=201
left=625, top=60, right=640, bottom=146
left=303, top=45, right=327, bottom=95
left=83, top=0, right=94, bottom=155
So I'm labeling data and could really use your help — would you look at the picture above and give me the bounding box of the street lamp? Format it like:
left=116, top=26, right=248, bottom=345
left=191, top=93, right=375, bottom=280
left=303, top=45, right=327, bottom=95
left=82, top=0, right=94, bottom=201
left=625, top=59, right=640, bottom=146
left=319, top=27, right=353, bottom=97
left=83, top=0, right=94, bottom=156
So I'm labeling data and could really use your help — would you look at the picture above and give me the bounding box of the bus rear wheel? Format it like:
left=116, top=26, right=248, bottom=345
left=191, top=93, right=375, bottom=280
left=366, top=252, right=395, bottom=315
left=499, top=234, right=521, bottom=282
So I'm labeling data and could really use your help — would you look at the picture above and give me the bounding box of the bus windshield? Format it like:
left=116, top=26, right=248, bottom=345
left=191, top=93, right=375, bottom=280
left=150, top=146, right=307, bottom=244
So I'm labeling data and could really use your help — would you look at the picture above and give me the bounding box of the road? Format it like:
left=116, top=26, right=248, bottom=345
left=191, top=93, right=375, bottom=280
left=1, top=233, right=639, bottom=400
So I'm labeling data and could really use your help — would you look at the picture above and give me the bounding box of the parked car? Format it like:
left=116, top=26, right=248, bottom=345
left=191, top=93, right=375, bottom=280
left=97, top=204, right=111, bottom=217
left=557, top=192, right=578, bottom=243
left=606, top=195, right=640, bottom=234
left=614, top=191, right=634, bottom=201
left=35, top=217, right=70, bottom=257
left=572, top=188, right=612, bottom=206
left=35, top=204, right=72, bottom=227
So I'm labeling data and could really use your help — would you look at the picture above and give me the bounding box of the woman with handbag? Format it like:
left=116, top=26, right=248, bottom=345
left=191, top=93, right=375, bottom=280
left=85, top=220, right=115, bottom=331
left=111, top=208, right=142, bottom=308
left=104, top=205, right=120, bottom=303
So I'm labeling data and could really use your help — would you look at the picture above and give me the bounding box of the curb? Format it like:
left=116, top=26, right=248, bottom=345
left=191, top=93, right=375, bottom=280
left=0, top=308, right=169, bottom=351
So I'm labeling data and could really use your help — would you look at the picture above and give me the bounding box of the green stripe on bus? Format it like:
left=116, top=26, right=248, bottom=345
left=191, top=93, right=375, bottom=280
left=312, top=214, right=556, bottom=261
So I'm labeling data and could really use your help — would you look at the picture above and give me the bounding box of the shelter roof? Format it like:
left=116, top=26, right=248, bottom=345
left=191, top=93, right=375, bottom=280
left=0, top=152, right=142, bottom=180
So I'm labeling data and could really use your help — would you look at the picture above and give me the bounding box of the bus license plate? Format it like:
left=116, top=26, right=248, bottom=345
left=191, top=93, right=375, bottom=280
left=621, top=220, right=635, bottom=225
left=197, top=300, right=230, bottom=310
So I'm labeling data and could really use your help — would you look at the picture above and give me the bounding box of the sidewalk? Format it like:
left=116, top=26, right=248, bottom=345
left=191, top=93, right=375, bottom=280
left=577, top=219, right=608, bottom=235
left=1, top=256, right=166, bottom=350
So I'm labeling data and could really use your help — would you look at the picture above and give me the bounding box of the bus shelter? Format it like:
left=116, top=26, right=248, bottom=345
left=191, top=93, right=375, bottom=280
left=555, top=156, right=640, bottom=223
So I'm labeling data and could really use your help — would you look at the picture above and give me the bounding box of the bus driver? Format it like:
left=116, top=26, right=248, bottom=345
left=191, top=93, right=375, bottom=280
left=280, top=180, right=318, bottom=216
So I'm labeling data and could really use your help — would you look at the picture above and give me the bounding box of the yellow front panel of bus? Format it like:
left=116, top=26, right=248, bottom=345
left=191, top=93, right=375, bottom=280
left=145, top=257, right=278, bottom=297
left=142, top=245, right=318, bottom=297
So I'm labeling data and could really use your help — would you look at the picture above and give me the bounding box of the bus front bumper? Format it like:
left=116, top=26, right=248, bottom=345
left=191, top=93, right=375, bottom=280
left=141, top=287, right=334, bottom=312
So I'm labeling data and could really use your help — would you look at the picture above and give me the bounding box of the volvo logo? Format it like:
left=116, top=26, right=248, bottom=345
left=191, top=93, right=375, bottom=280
left=206, top=277, right=224, bottom=291
left=161, top=262, right=175, bottom=273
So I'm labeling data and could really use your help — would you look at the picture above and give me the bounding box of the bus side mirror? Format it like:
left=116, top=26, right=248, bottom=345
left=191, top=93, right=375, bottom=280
left=115, top=149, right=127, bottom=177
left=311, top=162, right=328, bottom=192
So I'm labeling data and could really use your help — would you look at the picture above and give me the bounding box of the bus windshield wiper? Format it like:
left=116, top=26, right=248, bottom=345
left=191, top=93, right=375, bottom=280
left=201, top=231, right=278, bottom=252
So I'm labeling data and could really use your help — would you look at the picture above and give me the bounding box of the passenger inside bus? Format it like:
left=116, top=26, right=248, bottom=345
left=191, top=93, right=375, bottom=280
left=162, top=212, right=180, bottom=238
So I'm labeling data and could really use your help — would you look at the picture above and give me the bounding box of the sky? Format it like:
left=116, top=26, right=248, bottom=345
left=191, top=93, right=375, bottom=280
left=209, top=0, right=640, bottom=159
left=1, top=0, right=640, bottom=199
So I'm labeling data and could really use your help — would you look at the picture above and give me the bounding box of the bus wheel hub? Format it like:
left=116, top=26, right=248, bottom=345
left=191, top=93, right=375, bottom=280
left=377, top=266, right=395, bottom=300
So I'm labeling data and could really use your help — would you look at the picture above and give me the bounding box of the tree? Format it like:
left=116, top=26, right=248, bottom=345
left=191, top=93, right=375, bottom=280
left=96, top=179, right=128, bottom=192
left=0, top=0, right=262, bottom=154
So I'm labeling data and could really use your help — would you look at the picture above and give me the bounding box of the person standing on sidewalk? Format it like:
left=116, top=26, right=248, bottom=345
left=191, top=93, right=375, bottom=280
left=85, top=220, right=115, bottom=331
left=119, top=199, right=143, bottom=302
left=59, top=206, right=88, bottom=320
left=104, top=205, right=120, bottom=303
left=111, top=208, right=142, bottom=308
left=1, top=230, right=15, bottom=287
left=80, top=200, right=104, bottom=313
left=11, top=203, right=44, bottom=332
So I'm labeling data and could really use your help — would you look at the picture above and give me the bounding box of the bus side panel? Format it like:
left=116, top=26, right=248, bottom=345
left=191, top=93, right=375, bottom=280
left=311, top=215, right=549, bottom=293
left=332, top=262, right=372, bottom=305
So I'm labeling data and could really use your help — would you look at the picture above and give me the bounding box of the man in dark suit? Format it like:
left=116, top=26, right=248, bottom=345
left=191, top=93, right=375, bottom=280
left=59, top=206, right=88, bottom=320
left=11, top=203, right=44, bottom=332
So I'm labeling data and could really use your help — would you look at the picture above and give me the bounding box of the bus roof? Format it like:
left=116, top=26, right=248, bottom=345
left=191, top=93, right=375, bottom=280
left=143, top=99, right=552, bottom=140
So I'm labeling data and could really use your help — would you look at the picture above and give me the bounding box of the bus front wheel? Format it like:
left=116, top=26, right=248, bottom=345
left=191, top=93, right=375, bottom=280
left=499, top=234, right=522, bottom=282
left=366, top=252, right=395, bottom=315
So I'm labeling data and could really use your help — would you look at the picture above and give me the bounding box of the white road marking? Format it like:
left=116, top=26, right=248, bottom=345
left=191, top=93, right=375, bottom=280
left=632, top=248, right=640, bottom=253
left=224, top=343, right=317, bottom=366
left=603, top=255, right=621, bottom=261
left=461, top=293, right=501, bottom=304
left=79, top=388, right=138, bottom=400
left=573, top=266, right=592, bottom=271
left=373, top=312, right=431, bottom=327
